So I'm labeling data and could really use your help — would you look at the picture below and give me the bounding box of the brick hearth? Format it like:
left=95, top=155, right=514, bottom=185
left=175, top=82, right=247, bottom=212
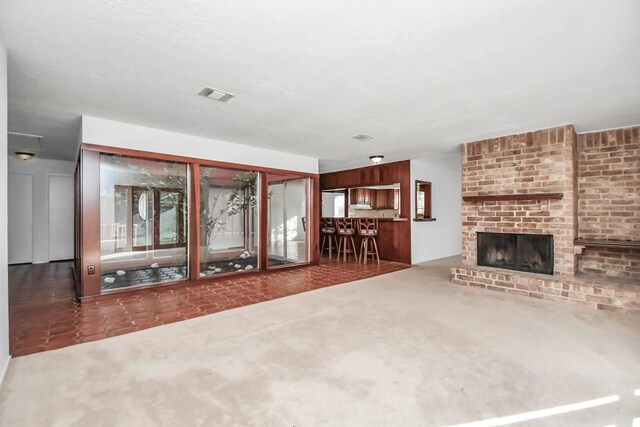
left=452, top=124, right=640, bottom=313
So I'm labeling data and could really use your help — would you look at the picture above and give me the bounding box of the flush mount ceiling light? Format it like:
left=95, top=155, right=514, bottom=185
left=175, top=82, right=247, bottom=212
left=198, top=86, right=235, bottom=102
left=15, top=151, right=35, bottom=161
left=352, top=134, right=374, bottom=141
left=369, top=155, right=384, bottom=164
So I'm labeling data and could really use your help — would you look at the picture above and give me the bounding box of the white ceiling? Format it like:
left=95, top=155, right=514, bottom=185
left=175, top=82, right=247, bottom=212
left=1, top=0, right=639, bottom=171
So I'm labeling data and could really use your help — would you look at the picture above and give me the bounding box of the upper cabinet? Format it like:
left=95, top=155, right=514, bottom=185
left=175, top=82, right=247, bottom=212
left=376, top=190, right=387, bottom=209
left=348, top=186, right=400, bottom=210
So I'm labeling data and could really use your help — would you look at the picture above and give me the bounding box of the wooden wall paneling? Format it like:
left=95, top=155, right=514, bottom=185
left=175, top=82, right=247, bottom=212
left=320, top=160, right=409, bottom=189
left=320, top=160, right=412, bottom=264
left=309, top=177, right=320, bottom=264
left=189, top=164, right=201, bottom=281
left=80, top=150, right=101, bottom=298
left=74, top=158, right=82, bottom=294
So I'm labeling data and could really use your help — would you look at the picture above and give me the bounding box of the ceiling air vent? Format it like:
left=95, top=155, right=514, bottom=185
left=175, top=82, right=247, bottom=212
left=352, top=133, right=374, bottom=141
left=198, top=86, right=235, bottom=102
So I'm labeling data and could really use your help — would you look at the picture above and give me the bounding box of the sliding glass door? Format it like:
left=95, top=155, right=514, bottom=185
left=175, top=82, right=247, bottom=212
left=268, top=176, right=309, bottom=267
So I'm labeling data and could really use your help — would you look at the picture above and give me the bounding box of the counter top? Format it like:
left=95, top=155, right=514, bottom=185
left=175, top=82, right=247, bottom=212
left=377, top=218, right=408, bottom=222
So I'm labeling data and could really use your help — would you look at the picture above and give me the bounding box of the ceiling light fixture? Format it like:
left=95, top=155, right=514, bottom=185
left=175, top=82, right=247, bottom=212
left=369, top=155, right=384, bottom=164
left=352, top=134, right=374, bottom=141
left=15, top=151, right=36, bottom=161
left=198, top=86, right=235, bottom=102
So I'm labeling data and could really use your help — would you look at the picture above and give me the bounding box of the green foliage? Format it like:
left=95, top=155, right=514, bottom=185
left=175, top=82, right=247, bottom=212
left=201, top=171, right=258, bottom=250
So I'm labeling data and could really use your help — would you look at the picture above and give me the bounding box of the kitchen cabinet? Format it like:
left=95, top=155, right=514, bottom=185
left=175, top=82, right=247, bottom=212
left=376, top=190, right=387, bottom=209
left=349, top=187, right=400, bottom=210
left=354, top=188, right=372, bottom=205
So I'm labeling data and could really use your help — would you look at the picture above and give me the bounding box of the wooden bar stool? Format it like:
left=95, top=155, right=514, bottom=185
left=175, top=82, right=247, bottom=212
left=320, top=217, right=338, bottom=258
left=357, top=217, right=380, bottom=264
left=336, top=218, right=359, bottom=262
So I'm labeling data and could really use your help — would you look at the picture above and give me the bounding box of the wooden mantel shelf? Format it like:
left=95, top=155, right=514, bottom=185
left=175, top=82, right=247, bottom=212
left=574, top=239, right=640, bottom=250
left=462, top=193, right=564, bottom=203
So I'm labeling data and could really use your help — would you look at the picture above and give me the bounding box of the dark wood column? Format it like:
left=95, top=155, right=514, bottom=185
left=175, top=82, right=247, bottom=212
left=309, top=176, right=320, bottom=264
left=189, top=164, right=201, bottom=281
left=259, top=172, right=269, bottom=270
left=80, top=149, right=101, bottom=298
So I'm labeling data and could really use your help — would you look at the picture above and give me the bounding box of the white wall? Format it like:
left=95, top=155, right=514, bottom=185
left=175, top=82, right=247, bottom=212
left=321, top=192, right=335, bottom=217
left=48, top=175, right=74, bottom=261
left=0, top=32, right=10, bottom=386
left=7, top=174, right=32, bottom=263
left=410, top=152, right=462, bottom=264
left=8, top=157, right=75, bottom=264
left=82, top=116, right=319, bottom=174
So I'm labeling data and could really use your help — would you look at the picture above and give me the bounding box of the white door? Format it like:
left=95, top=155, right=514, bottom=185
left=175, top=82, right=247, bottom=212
left=48, top=175, right=75, bottom=261
left=8, top=173, right=33, bottom=264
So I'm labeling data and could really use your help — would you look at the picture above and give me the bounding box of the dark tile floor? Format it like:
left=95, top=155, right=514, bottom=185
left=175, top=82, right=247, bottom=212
left=9, top=257, right=409, bottom=357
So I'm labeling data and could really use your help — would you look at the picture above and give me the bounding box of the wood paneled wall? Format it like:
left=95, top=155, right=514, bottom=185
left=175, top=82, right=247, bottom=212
left=320, top=160, right=411, bottom=264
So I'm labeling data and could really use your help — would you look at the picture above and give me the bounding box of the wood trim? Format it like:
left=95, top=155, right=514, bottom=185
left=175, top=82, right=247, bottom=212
left=189, top=164, right=201, bottom=281
left=309, top=176, right=320, bottom=264
left=80, top=150, right=101, bottom=298
left=81, top=143, right=320, bottom=178
left=259, top=172, right=268, bottom=271
left=74, top=160, right=82, bottom=294
left=413, top=218, right=437, bottom=222
left=414, top=180, right=432, bottom=220
left=574, top=239, right=640, bottom=250
left=77, top=147, right=321, bottom=297
left=462, top=193, right=564, bottom=202
left=80, top=261, right=317, bottom=303
left=320, top=160, right=409, bottom=190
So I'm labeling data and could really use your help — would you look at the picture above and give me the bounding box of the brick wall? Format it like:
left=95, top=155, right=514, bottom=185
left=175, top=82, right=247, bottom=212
left=577, top=126, right=640, bottom=279
left=461, top=125, right=577, bottom=277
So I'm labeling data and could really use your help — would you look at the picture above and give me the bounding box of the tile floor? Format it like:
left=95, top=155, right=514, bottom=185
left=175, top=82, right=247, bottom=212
left=8, top=257, right=409, bottom=357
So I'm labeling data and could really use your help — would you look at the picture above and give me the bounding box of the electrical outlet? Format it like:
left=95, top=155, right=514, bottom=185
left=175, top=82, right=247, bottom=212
left=87, top=265, right=95, bottom=275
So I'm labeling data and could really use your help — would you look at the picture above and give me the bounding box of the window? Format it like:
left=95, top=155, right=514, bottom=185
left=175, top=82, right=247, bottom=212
left=268, top=175, right=309, bottom=266
left=415, top=180, right=433, bottom=220
left=99, top=154, right=188, bottom=290
left=199, top=166, right=259, bottom=276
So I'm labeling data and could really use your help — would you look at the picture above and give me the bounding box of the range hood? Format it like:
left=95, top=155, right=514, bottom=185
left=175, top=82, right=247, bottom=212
left=350, top=203, right=373, bottom=210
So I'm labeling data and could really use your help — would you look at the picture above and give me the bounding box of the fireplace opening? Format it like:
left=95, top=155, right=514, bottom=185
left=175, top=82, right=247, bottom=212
left=477, top=232, right=554, bottom=275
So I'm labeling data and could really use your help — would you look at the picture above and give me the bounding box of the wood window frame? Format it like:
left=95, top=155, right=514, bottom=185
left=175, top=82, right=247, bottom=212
left=77, top=143, right=320, bottom=301
left=414, top=180, right=436, bottom=222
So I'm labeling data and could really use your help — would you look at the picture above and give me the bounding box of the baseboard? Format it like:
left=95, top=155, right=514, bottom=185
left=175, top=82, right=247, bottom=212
left=0, top=354, right=11, bottom=389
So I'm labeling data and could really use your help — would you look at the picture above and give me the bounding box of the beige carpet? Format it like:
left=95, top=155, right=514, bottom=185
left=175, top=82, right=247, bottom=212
left=1, top=256, right=639, bottom=426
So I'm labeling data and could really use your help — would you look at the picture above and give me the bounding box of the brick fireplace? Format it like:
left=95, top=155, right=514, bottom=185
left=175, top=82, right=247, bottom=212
left=451, top=125, right=640, bottom=312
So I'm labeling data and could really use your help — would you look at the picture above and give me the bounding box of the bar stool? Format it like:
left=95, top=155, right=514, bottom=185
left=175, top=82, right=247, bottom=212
left=320, top=217, right=338, bottom=258
left=336, top=218, right=359, bottom=262
left=357, top=217, right=380, bottom=264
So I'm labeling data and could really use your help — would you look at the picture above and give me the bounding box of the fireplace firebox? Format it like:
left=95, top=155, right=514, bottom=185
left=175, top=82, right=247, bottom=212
left=477, top=232, right=554, bottom=275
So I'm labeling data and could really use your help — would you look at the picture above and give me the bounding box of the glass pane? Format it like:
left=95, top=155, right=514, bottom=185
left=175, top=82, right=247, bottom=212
left=199, top=167, right=259, bottom=276
left=132, top=189, right=152, bottom=247
left=100, top=154, right=188, bottom=290
left=159, top=190, right=183, bottom=245
left=268, top=176, right=308, bottom=267
left=113, top=187, right=130, bottom=250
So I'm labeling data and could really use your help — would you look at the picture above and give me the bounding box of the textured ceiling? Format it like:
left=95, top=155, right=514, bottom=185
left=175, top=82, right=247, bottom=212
left=1, top=0, right=639, bottom=170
